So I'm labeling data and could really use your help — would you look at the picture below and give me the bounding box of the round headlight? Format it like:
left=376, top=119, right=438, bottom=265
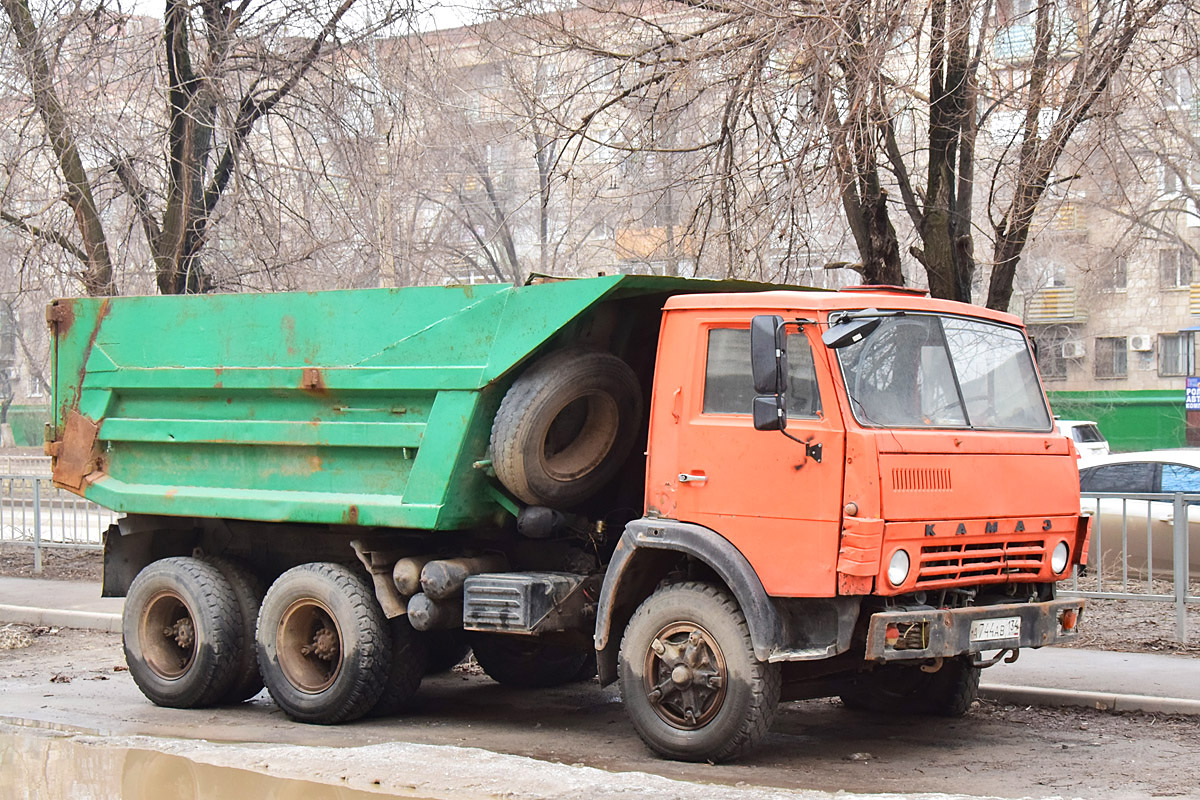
left=887, top=549, right=911, bottom=587
left=1051, top=541, right=1070, bottom=574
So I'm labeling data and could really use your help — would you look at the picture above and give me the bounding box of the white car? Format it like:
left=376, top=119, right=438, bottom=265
left=1078, top=450, right=1200, bottom=578
left=1056, top=419, right=1110, bottom=460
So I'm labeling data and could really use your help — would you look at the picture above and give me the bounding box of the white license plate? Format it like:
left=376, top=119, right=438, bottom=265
left=969, top=616, right=1021, bottom=642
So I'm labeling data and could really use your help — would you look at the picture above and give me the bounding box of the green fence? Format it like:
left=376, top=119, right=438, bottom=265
left=1047, top=390, right=1185, bottom=452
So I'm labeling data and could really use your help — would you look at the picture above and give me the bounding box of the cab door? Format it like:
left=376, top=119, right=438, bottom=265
left=666, top=315, right=846, bottom=597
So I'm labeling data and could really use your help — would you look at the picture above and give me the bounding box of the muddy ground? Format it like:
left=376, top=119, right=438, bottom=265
left=1, top=624, right=1199, bottom=799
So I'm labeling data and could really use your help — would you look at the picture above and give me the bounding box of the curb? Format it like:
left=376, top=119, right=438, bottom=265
left=0, top=604, right=121, bottom=633
left=981, top=683, right=1200, bottom=717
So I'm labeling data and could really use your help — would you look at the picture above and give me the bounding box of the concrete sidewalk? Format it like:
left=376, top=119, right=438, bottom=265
left=1, top=575, right=1198, bottom=716
left=0, top=576, right=122, bottom=633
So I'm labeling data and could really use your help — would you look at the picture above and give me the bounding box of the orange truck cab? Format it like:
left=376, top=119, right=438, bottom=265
left=593, top=288, right=1088, bottom=761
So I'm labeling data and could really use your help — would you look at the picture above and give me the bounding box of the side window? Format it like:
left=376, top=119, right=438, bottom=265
left=1079, top=463, right=1155, bottom=493
left=1160, top=464, right=1200, bottom=492
left=702, top=328, right=822, bottom=418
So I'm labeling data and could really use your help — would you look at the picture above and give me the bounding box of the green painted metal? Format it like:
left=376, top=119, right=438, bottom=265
left=50, top=276, right=798, bottom=530
left=1047, top=390, right=1185, bottom=452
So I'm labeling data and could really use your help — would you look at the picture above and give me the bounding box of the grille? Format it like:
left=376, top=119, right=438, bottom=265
left=916, top=539, right=1045, bottom=586
left=892, top=467, right=952, bottom=492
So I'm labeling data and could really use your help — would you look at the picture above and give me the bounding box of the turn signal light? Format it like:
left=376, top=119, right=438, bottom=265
left=885, top=623, right=900, bottom=646
left=1059, top=609, right=1079, bottom=631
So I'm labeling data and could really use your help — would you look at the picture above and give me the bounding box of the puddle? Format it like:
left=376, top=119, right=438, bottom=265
left=0, top=727, right=433, bottom=800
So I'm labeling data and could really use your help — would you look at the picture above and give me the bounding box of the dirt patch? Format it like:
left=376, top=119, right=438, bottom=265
left=0, top=542, right=102, bottom=581
left=1059, top=575, right=1200, bottom=656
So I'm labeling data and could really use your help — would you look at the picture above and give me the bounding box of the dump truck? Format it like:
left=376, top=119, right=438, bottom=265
left=47, top=275, right=1089, bottom=762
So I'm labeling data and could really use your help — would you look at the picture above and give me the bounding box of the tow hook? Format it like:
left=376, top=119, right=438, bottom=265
left=973, top=648, right=1020, bottom=669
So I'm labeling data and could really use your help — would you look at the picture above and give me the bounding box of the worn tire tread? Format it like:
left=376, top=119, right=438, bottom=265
left=203, top=556, right=265, bottom=704
left=258, top=562, right=390, bottom=725
left=123, top=556, right=240, bottom=709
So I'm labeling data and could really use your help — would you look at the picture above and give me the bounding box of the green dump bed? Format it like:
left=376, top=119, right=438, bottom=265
left=48, top=276, right=767, bottom=531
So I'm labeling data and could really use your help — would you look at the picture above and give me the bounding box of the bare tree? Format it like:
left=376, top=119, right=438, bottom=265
left=493, top=0, right=1180, bottom=307
left=1, top=0, right=404, bottom=296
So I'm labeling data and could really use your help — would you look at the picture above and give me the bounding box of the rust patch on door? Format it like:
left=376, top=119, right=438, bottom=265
left=51, top=411, right=102, bottom=493
left=344, top=505, right=360, bottom=525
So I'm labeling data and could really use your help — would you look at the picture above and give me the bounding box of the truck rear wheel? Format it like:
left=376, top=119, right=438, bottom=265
left=618, top=582, right=780, bottom=763
left=471, top=633, right=590, bottom=688
left=371, top=616, right=428, bottom=717
left=423, top=629, right=471, bottom=674
left=491, top=348, right=642, bottom=507
left=257, top=562, right=391, bottom=724
left=204, top=556, right=265, bottom=704
left=123, top=557, right=240, bottom=708
left=840, top=656, right=980, bottom=717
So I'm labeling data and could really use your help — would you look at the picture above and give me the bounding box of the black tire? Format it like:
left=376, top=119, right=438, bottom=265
left=471, top=633, right=590, bottom=688
left=491, top=348, right=642, bottom=507
left=618, top=582, right=780, bottom=763
left=256, top=562, right=391, bottom=724
left=423, top=629, right=471, bottom=674
left=122, top=556, right=240, bottom=709
left=840, top=656, right=980, bottom=717
left=203, top=556, right=266, bottom=704
left=371, top=616, right=428, bottom=717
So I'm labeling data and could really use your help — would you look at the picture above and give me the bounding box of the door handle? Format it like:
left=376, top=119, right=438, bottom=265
left=678, top=473, right=708, bottom=484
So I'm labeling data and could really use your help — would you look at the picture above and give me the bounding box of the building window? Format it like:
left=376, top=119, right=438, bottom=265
left=1094, top=337, right=1128, bottom=378
left=1033, top=332, right=1067, bottom=381
left=1111, top=256, right=1127, bottom=290
left=1159, top=333, right=1191, bottom=376
left=1159, top=248, right=1194, bottom=288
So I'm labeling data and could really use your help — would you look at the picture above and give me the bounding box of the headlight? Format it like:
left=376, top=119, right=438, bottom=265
left=1051, top=541, right=1070, bottom=574
left=887, top=549, right=911, bottom=587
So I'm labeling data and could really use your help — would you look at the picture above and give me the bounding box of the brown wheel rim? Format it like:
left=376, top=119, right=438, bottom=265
left=139, top=589, right=197, bottom=680
left=277, top=598, right=343, bottom=694
left=539, top=391, right=619, bottom=481
left=641, top=620, right=728, bottom=730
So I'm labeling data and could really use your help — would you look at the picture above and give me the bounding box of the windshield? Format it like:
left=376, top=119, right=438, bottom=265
left=834, top=313, right=1051, bottom=431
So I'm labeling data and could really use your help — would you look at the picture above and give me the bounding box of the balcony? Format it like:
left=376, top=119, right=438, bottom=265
left=1025, top=286, right=1085, bottom=324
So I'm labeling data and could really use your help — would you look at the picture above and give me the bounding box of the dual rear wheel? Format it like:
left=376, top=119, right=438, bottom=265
left=123, top=558, right=425, bottom=723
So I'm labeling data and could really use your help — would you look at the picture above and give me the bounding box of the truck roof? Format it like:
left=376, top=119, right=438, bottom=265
left=664, top=289, right=1025, bottom=327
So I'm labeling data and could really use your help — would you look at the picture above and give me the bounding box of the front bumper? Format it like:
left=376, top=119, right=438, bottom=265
left=864, top=598, right=1084, bottom=662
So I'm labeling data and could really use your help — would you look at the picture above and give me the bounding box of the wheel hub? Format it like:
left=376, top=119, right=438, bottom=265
left=642, top=622, right=727, bottom=730
left=140, top=590, right=196, bottom=679
left=277, top=599, right=343, bottom=693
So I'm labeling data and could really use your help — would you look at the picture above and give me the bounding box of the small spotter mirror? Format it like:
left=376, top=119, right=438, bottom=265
left=822, top=315, right=882, bottom=349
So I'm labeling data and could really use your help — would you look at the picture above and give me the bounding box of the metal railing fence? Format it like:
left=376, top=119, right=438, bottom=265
left=0, top=474, right=118, bottom=572
left=1062, top=491, right=1200, bottom=643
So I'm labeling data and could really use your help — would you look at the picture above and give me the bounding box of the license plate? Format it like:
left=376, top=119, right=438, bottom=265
left=969, top=616, right=1021, bottom=642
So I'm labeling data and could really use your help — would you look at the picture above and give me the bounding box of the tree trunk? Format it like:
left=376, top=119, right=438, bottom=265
left=1, top=0, right=115, bottom=296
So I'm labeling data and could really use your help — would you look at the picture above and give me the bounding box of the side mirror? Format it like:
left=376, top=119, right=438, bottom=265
left=752, top=396, right=783, bottom=431
left=751, top=315, right=786, bottom=394
left=822, top=315, right=882, bottom=349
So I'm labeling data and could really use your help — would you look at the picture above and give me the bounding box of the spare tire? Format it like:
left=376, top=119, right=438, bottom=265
left=491, top=348, right=642, bottom=507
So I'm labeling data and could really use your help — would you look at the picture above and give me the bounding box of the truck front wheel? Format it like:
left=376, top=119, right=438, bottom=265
left=257, top=562, right=391, bottom=724
left=123, top=557, right=240, bottom=708
left=618, top=582, right=780, bottom=763
left=840, top=656, right=980, bottom=717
